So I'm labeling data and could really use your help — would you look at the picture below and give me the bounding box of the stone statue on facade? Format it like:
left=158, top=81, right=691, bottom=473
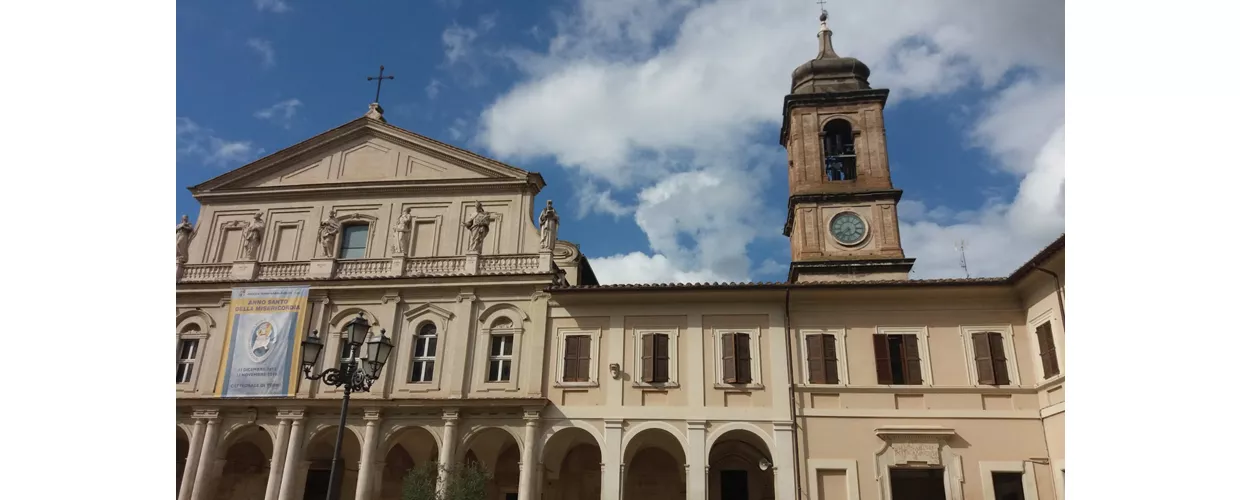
left=176, top=215, right=195, bottom=263
left=538, top=200, right=559, bottom=251
left=240, top=213, right=265, bottom=261
left=318, top=209, right=341, bottom=258
left=462, top=201, right=498, bottom=254
left=391, top=208, right=414, bottom=256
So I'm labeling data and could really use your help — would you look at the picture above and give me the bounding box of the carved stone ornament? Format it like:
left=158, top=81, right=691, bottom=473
left=888, top=436, right=943, bottom=466
left=176, top=215, right=195, bottom=263
left=390, top=208, right=414, bottom=256
left=538, top=199, right=559, bottom=251
left=240, top=213, right=265, bottom=261
left=462, top=201, right=498, bottom=254
left=319, top=209, right=341, bottom=258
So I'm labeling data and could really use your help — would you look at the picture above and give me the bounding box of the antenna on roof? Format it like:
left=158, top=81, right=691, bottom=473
left=955, top=240, right=971, bottom=279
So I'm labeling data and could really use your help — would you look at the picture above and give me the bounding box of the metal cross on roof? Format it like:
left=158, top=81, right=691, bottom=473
left=366, top=65, right=395, bottom=104
left=817, top=0, right=828, bottom=16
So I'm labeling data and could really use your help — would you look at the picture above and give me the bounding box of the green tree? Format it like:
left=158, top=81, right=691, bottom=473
left=401, top=461, right=492, bottom=500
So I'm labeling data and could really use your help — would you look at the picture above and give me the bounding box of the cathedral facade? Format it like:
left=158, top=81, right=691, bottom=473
left=175, top=14, right=1065, bottom=500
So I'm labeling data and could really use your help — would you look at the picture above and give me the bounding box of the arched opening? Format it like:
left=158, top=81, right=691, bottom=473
left=707, top=430, right=775, bottom=500
left=379, top=426, right=440, bottom=500
left=458, top=427, right=521, bottom=500
left=623, top=428, right=686, bottom=500
left=821, top=119, right=857, bottom=181
left=177, top=427, right=190, bottom=496
left=303, top=426, right=363, bottom=500
left=339, top=223, right=370, bottom=259
left=213, top=425, right=274, bottom=500
left=409, top=322, right=438, bottom=383
left=541, top=427, right=603, bottom=500
left=177, top=324, right=202, bottom=384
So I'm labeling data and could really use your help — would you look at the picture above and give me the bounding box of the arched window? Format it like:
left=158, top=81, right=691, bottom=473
left=176, top=325, right=202, bottom=384
left=339, top=224, right=369, bottom=259
left=821, top=119, right=857, bottom=181
left=487, top=317, right=516, bottom=382
left=410, top=322, right=438, bottom=383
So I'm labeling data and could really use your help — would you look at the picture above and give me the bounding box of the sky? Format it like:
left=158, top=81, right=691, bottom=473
left=176, top=0, right=1065, bottom=284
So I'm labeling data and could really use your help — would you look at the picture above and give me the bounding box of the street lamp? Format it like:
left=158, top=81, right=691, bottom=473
left=300, top=312, right=395, bottom=500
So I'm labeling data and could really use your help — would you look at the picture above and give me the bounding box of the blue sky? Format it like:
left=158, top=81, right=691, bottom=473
left=176, top=0, right=1065, bottom=283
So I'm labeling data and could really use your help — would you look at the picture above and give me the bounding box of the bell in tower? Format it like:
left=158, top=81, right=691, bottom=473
left=780, top=10, right=915, bottom=283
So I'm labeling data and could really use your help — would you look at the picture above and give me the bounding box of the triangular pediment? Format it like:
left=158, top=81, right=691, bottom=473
left=191, top=116, right=539, bottom=193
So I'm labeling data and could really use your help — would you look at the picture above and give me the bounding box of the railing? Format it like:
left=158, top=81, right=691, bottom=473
left=256, top=262, right=311, bottom=280
left=406, top=257, right=466, bottom=275
left=480, top=255, right=540, bottom=273
left=177, top=253, right=549, bottom=283
left=336, top=259, right=392, bottom=278
left=179, top=264, right=232, bottom=282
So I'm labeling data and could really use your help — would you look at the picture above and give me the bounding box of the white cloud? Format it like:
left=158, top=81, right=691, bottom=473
left=442, top=15, right=496, bottom=65
left=255, top=0, right=290, bottom=13
left=177, top=117, right=263, bottom=167
left=253, top=98, right=303, bottom=129
left=447, top=117, right=470, bottom=141
left=590, top=252, right=729, bottom=285
left=574, top=181, right=633, bottom=219
left=479, top=0, right=1065, bottom=283
left=426, top=79, right=444, bottom=99
left=247, top=38, right=276, bottom=68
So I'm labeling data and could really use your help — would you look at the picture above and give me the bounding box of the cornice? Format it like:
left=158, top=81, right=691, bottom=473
left=192, top=178, right=539, bottom=204
left=779, top=89, right=891, bottom=146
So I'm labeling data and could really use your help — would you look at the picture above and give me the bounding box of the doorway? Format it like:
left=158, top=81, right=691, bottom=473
left=889, top=468, right=946, bottom=500
left=303, top=469, right=332, bottom=500
left=720, top=470, right=748, bottom=500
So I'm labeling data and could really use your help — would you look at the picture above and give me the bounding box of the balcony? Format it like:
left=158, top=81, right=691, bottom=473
left=177, top=253, right=551, bottom=283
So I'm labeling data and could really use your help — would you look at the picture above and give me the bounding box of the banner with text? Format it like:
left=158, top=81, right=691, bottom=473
left=215, top=286, right=310, bottom=398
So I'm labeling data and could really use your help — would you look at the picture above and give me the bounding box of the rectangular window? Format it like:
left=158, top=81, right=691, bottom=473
left=721, top=332, right=753, bottom=384
left=806, top=333, right=840, bottom=384
left=409, top=327, right=437, bottom=383
left=176, top=339, right=199, bottom=383
left=991, top=472, right=1026, bottom=500
left=562, top=335, right=592, bottom=382
left=339, top=224, right=369, bottom=259
left=1035, top=321, right=1060, bottom=378
left=873, top=334, right=923, bottom=385
left=890, top=468, right=946, bottom=500
left=487, top=334, right=514, bottom=382
left=971, top=332, right=1011, bottom=385
left=640, top=333, right=670, bottom=383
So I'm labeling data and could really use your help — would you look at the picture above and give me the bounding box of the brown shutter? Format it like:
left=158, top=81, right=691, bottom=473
left=1036, top=322, right=1060, bottom=377
left=902, top=334, right=923, bottom=385
left=653, top=334, right=669, bottom=383
left=641, top=333, right=655, bottom=383
left=721, top=333, right=736, bottom=383
left=578, top=336, right=592, bottom=383
left=873, top=334, right=893, bottom=384
left=563, top=336, right=579, bottom=381
left=988, top=332, right=1010, bottom=385
left=806, top=334, right=826, bottom=384
left=735, top=333, right=752, bottom=384
left=823, top=334, right=839, bottom=384
left=972, top=332, right=996, bottom=385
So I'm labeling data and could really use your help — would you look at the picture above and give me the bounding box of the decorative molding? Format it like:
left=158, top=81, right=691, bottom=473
left=712, top=327, right=764, bottom=389
left=554, top=328, right=602, bottom=387
left=276, top=409, right=305, bottom=420
left=876, top=326, right=933, bottom=385
left=806, top=459, right=860, bottom=500
left=799, top=327, right=850, bottom=386
left=959, top=325, right=1021, bottom=386
left=363, top=408, right=382, bottom=421
left=632, top=327, right=681, bottom=388
left=874, top=426, right=962, bottom=500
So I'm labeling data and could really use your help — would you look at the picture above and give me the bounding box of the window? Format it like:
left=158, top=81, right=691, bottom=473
left=1035, top=321, right=1060, bottom=378
left=409, top=323, right=437, bottom=383
left=339, top=224, right=369, bottom=259
left=971, top=332, right=1011, bottom=385
left=821, top=119, right=857, bottom=181
left=640, top=333, right=671, bottom=384
left=176, top=339, right=199, bottom=383
left=561, top=335, right=592, bottom=382
left=991, top=472, right=1026, bottom=500
left=889, top=468, right=946, bottom=500
left=721, top=332, right=753, bottom=384
left=487, top=334, right=514, bottom=382
left=873, top=333, right=923, bottom=385
left=337, top=337, right=359, bottom=368
left=805, top=333, right=841, bottom=384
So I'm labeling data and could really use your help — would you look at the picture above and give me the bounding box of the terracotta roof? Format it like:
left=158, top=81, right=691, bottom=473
left=548, top=234, right=1064, bottom=293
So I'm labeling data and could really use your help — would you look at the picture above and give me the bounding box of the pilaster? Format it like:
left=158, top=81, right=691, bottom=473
left=436, top=408, right=461, bottom=494
left=263, top=417, right=292, bottom=500
left=189, top=409, right=221, bottom=500
left=446, top=293, right=476, bottom=397
left=517, top=408, right=542, bottom=500
left=355, top=409, right=382, bottom=500
left=601, top=419, right=624, bottom=500
left=276, top=410, right=307, bottom=500
left=773, top=421, right=797, bottom=500
left=523, top=292, right=551, bottom=397
left=686, top=420, right=708, bottom=500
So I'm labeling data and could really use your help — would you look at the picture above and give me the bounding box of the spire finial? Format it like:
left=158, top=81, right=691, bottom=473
left=816, top=1, right=838, bottom=59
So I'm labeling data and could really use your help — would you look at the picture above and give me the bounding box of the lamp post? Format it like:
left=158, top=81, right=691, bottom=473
left=299, top=312, right=395, bottom=500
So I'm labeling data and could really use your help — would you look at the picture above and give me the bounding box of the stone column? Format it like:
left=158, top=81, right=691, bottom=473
left=277, top=415, right=307, bottom=500
left=189, top=414, right=220, bottom=500
left=686, top=421, right=707, bottom=500
left=264, top=418, right=292, bottom=500
left=177, top=418, right=206, bottom=500
left=436, top=409, right=461, bottom=493
left=773, top=422, right=797, bottom=500
left=355, top=409, right=382, bottom=500
left=517, top=410, right=541, bottom=500
left=601, top=420, right=623, bottom=500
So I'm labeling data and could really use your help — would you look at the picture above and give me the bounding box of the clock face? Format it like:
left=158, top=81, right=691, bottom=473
left=830, top=212, right=867, bottom=245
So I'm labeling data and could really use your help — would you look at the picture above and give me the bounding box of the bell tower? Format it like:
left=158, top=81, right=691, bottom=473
left=780, top=11, right=914, bottom=283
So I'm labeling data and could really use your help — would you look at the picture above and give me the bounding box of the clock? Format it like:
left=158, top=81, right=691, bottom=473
left=829, top=212, right=868, bottom=245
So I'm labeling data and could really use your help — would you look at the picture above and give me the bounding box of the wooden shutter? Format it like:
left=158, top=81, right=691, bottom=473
left=641, top=334, right=655, bottom=383
left=563, top=336, right=579, bottom=382
left=902, top=334, right=923, bottom=385
left=653, top=334, right=669, bottom=383
left=988, top=332, right=1010, bottom=385
left=721, top=332, right=737, bottom=383
left=873, top=334, right=893, bottom=384
left=972, top=332, right=996, bottom=385
left=806, top=334, right=826, bottom=384
left=823, top=334, right=839, bottom=384
left=577, top=336, right=592, bottom=383
left=1036, top=322, right=1060, bottom=377
left=735, top=333, right=753, bottom=384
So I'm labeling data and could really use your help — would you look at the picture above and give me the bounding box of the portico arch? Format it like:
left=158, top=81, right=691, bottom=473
left=212, top=424, right=274, bottom=500
left=540, top=426, right=603, bottom=500
left=378, top=426, right=440, bottom=500
left=177, top=427, right=190, bottom=496
left=302, top=425, right=364, bottom=500
left=707, top=429, right=775, bottom=500
left=457, top=426, right=522, bottom=500
left=622, top=426, right=687, bottom=500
